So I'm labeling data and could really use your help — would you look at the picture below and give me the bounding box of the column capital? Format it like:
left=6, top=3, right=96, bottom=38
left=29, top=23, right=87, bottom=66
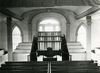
left=86, top=16, right=92, bottom=25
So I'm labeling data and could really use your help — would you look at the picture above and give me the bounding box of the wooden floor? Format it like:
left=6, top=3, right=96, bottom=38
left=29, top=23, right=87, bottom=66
left=0, top=61, right=100, bottom=73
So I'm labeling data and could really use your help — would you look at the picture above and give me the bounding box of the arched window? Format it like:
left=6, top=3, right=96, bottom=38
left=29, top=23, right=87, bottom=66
left=38, top=19, right=61, bottom=32
left=77, top=25, right=86, bottom=49
left=12, top=26, right=22, bottom=51
left=37, top=18, right=61, bottom=61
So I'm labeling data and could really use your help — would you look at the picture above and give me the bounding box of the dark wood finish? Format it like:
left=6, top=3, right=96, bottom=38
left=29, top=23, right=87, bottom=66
left=0, top=61, right=99, bottom=73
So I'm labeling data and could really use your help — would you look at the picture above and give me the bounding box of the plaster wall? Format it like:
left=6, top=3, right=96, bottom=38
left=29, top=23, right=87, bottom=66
left=14, top=20, right=29, bottom=42
left=0, top=20, right=7, bottom=51
left=91, top=19, right=100, bottom=49
left=68, top=12, right=80, bottom=42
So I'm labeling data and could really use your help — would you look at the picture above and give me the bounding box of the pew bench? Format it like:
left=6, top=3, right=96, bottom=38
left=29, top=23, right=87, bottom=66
left=4, top=61, right=48, bottom=66
left=0, top=66, right=47, bottom=71
left=0, top=70, right=47, bottom=73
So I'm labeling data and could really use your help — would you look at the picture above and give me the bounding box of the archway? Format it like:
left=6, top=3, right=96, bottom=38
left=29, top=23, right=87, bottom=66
left=32, top=12, right=68, bottom=37
left=31, top=12, right=68, bottom=61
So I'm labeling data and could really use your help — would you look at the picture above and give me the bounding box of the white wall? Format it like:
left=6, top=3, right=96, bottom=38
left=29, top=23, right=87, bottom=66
left=91, top=19, right=100, bottom=49
left=0, top=21, right=7, bottom=51
left=91, top=13, right=100, bottom=64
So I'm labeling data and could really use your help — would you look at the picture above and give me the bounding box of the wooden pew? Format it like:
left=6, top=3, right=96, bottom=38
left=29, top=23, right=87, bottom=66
left=0, top=70, right=47, bottom=73
left=51, top=61, right=94, bottom=64
left=51, top=66, right=98, bottom=69
left=51, top=61, right=99, bottom=73
left=0, top=61, right=99, bottom=73
left=52, top=70, right=100, bottom=73
left=1, top=62, right=48, bottom=71
left=0, top=62, right=48, bottom=73
left=51, top=61, right=97, bottom=66
left=0, top=66, right=47, bottom=71
left=4, top=61, right=48, bottom=66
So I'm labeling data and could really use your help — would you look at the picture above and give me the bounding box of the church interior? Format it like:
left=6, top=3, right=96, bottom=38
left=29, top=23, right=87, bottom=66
left=0, top=0, right=100, bottom=73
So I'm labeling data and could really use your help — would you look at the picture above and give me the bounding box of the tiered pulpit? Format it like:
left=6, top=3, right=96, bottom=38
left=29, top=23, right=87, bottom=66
left=30, top=32, right=69, bottom=61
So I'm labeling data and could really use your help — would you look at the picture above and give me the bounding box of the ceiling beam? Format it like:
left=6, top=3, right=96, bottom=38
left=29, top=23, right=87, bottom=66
left=76, top=6, right=100, bottom=19
left=0, top=9, right=23, bottom=20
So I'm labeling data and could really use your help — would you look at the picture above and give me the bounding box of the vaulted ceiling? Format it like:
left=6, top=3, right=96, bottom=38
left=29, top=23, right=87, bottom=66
left=0, top=0, right=100, bottom=20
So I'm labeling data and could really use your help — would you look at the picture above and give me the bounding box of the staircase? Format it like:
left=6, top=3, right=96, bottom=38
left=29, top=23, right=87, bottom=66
left=13, top=42, right=86, bottom=61
left=0, top=61, right=100, bottom=73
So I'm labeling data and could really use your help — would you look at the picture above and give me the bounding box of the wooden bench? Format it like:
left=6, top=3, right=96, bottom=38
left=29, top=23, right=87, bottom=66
left=4, top=61, right=48, bottom=66
left=51, top=61, right=94, bottom=64
left=52, top=70, right=100, bottom=73
left=0, top=70, right=47, bottom=73
left=51, top=66, right=98, bottom=69
left=51, top=62, right=97, bottom=66
left=0, top=61, right=99, bottom=73
left=0, top=66, right=47, bottom=71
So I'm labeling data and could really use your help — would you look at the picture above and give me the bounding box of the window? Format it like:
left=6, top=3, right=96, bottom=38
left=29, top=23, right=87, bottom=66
left=77, top=25, right=86, bottom=49
left=12, top=26, right=22, bottom=51
left=38, top=19, right=61, bottom=32
left=38, top=18, right=62, bottom=61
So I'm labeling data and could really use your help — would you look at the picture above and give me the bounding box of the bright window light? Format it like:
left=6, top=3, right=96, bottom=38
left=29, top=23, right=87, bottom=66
left=12, top=26, right=22, bottom=51
left=39, top=19, right=61, bottom=32
left=40, top=19, right=59, bottom=25
left=77, top=25, right=86, bottom=49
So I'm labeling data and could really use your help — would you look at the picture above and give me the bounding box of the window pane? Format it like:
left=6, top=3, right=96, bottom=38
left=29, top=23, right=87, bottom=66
left=38, top=19, right=61, bottom=32
left=77, top=25, right=86, bottom=49
left=12, top=26, right=22, bottom=51
left=44, top=26, right=53, bottom=31
left=55, top=26, right=60, bottom=31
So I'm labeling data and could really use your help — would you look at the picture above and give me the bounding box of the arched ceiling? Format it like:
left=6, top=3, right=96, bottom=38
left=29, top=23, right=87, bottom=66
left=0, top=0, right=100, bottom=20
left=7, top=6, right=92, bottom=17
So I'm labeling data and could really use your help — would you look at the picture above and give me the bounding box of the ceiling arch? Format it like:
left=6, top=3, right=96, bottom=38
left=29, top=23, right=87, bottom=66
left=22, top=8, right=74, bottom=24
left=31, top=12, right=68, bottom=36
